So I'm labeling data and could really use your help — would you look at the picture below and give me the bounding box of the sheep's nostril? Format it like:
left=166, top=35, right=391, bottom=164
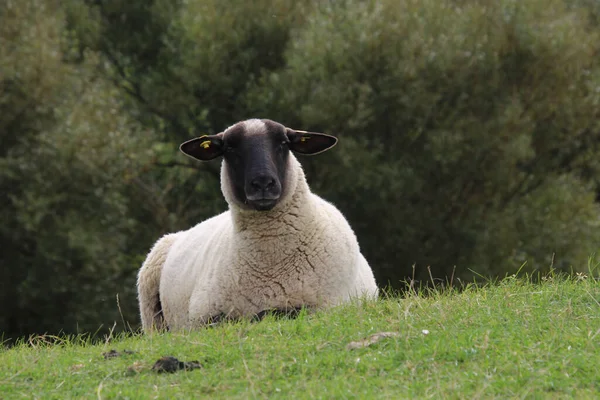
left=251, top=180, right=262, bottom=191
left=265, top=179, right=275, bottom=190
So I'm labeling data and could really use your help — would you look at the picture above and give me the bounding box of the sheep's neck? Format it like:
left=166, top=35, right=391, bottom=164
left=230, top=173, right=315, bottom=238
left=230, top=177, right=320, bottom=277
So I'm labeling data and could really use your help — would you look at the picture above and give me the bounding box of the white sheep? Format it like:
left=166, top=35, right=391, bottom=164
left=137, top=118, right=378, bottom=331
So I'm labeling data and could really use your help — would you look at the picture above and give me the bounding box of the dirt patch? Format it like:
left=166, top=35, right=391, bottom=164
left=151, top=356, right=202, bottom=373
left=102, top=349, right=136, bottom=359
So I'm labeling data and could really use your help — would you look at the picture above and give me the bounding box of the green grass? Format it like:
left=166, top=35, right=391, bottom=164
left=1, top=275, right=599, bottom=399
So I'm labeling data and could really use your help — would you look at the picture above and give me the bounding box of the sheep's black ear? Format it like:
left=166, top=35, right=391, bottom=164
left=286, top=129, right=338, bottom=155
left=180, top=134, right=224, bottom=161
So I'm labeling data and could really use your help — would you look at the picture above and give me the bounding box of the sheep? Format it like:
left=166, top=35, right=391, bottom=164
left=137, top=118, right=378, bottom=331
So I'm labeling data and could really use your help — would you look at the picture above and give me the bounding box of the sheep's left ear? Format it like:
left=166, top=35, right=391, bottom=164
left=286, top=129, right=338, bottom=155
left=180, top=134, right=225, bottom=161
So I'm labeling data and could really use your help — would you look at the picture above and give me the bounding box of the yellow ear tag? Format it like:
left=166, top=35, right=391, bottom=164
left=200, top=140, right=211, bottom=149
left=300, top=136, right=310, bottom=142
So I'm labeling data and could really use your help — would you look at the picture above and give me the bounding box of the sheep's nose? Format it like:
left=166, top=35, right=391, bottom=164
left=246, top=174, right=281, bottom=210
left=250, top=175, right=276, bottom=192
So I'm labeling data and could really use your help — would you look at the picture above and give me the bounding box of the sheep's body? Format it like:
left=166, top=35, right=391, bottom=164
left=137, top=120, right=378, bottom=331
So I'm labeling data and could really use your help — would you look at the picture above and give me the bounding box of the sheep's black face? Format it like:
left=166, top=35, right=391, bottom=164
left=179, top=119, right=338, bottom=212
left=223, top=120, right=289, bottom=211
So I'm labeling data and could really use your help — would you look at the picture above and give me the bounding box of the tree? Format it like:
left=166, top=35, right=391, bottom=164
left=3, top=0, right=600, bottom=340
left=70, top=0, right=600, bottom=288
left=0, top=0, right=153, bottom=339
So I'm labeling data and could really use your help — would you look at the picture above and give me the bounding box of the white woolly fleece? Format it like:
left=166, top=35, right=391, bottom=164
left=137, top=155, right=378, bottom=331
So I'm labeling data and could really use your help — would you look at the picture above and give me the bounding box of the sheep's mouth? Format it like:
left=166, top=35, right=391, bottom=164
left=249, top=199, right=278, bottom=211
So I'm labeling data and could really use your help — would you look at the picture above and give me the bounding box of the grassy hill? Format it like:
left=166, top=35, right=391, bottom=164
left=1, top=274, right=599, bottom=399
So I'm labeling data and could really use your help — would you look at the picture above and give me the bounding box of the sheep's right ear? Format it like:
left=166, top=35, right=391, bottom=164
left=180, top=134, right=225, bottom=161
left=286, top=129, right=338, bottom=155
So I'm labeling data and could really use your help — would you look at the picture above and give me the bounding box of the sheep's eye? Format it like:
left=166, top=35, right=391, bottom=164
left=276, top=141, right=287, bottom=153
left=224, top=142, right=238, bottom=152
left=223, top=144, right=241, bottom=160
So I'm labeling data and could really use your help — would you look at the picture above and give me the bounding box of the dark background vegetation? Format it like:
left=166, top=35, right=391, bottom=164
left=2, top=0, right=600, bottom=341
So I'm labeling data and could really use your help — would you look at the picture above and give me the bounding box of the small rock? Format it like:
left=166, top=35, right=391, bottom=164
left=70, top=363, right=85, bottom=371
left=152, top=356, right=202, bottom=373
left=126, top=361, right=145, bottom=376
left=346, top=332, right=400, bottom=350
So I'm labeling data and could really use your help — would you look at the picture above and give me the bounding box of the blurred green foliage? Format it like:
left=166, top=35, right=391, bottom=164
left=1, top=0, right=599, bottom=340
left=0, top=0, right=153, bottom=339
